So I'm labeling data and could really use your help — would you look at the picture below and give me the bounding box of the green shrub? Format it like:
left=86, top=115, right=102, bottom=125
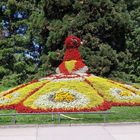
left=0, top=67, right=10, bottom=79
left=2, top=72, right=27, bottom=87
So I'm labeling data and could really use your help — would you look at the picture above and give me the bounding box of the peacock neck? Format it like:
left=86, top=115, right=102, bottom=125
left=63, top=48, right=82, bottom=61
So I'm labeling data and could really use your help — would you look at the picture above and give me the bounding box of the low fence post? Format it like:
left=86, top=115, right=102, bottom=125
left=58, top=113, right=61, bottom=124
left=52, top=113, right=54, bottom=124
left=12, top=114, right=16, bottom=124
left=103, top=114, right=106, bottom=123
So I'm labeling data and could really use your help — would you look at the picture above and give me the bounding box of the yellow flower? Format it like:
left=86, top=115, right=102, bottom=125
left=86, top=76, right=140, bottom=103
left=24, top=80, right=104, bottom=109
left=0, top=80, right=47, bottom=106
left=53, top=92, right=75, bottom=102
left=119, top=92, right=132, bottom=97
left=65, top=60, right=77, bottom=72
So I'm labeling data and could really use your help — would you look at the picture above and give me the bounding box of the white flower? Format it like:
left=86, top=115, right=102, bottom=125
left=110, top=88, right=140, bottom=100
left=56, top=67, right=60, bottom=74
left=124, top=84, right=140, bottom=92
left=0, top=92, right=20, bottom=104
left=74, top=66, right=89, bottom=74
left=52, top=77, right=84, bottom=82
left=39, top=73, right=91, bottom=82
left=34, top=88, right=89, bottom=109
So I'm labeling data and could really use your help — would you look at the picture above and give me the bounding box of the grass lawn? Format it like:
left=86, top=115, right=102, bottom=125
left=0, top=107, right=140, bottom=125
left=0, top=84, right=140, bottom=125
left=0, top=85, right=10, bottom=92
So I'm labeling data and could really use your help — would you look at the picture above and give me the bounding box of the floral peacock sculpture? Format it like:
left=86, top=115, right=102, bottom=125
left=0, top=35, right=140, bottom=113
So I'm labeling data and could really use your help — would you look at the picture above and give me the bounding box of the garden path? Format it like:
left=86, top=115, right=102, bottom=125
left=0, top=123, right=140, bottom=140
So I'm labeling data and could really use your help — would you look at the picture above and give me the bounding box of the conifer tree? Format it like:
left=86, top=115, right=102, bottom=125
left=0, top=0, right=140, bottom=86
left=0, top=0, right=43, bottom=86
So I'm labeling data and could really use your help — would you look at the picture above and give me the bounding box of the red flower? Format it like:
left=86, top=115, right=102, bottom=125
left=64, top=35, right=81, bottom=49
left=57, top=35, right=88, bottom=74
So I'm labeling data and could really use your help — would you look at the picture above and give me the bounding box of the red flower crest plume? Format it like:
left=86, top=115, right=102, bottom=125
left=64, top=35, right=81, bottom=48
left=63, top=35, right=82, bottom=61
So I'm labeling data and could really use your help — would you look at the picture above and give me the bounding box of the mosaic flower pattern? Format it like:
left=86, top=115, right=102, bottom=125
left=0, top=36, right=140, bottom=112
left=0, top=74, right=140, bottom=113
left=86, top=75, right=140, bottom=106
left=33, top=88, right=89, bottom=109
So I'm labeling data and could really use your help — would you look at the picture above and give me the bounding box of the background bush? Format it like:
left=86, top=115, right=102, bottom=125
left=0, top=0, right=140, bottom=86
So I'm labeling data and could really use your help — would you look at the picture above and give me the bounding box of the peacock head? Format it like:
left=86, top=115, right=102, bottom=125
left=64, top=35, right=81, bottom=49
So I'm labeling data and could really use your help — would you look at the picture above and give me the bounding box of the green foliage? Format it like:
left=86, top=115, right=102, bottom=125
left=2, top=72, right=27, bottom=87
left=0, top=0, right=140, bottom=84
left=44, top=0, right=73, bottom=19
left=14, top=61, right=26, bottom=73
left=0, top=67, right=10, bottom=79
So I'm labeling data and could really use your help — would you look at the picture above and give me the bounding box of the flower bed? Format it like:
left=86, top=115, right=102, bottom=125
left=86, top=75, right=140, bottom=106
left=0, top=80, right=46, bottom=110
left=0, top=74, right=140, bottom=113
